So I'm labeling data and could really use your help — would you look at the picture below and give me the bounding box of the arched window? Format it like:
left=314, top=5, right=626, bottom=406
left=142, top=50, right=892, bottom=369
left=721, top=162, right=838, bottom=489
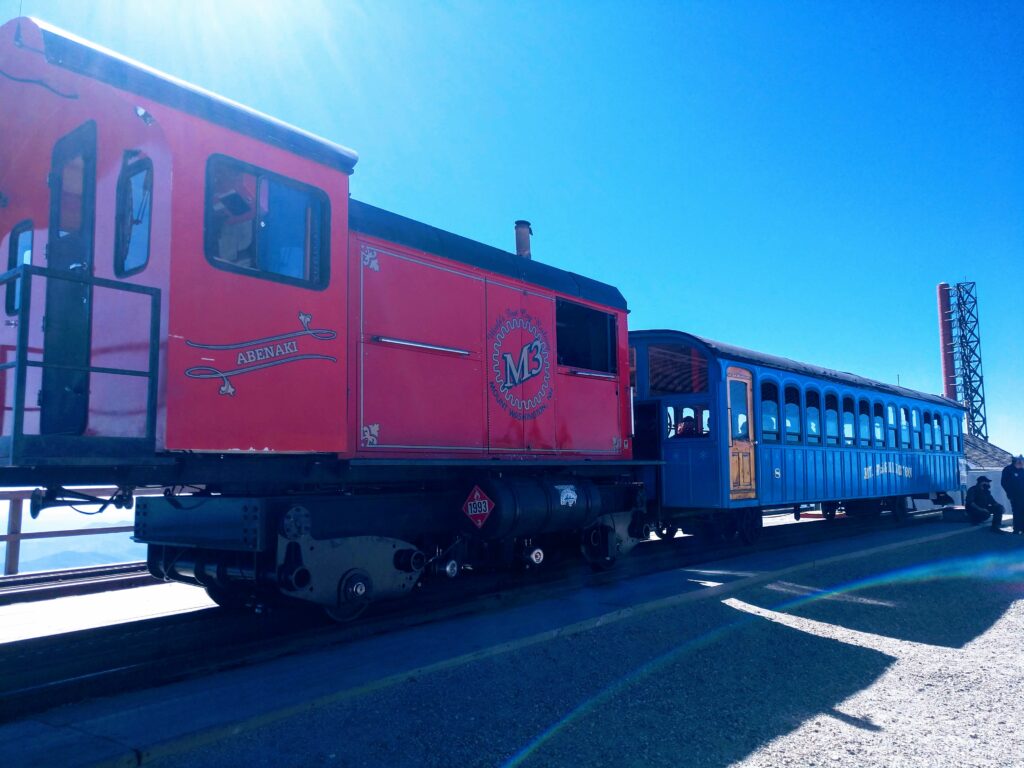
left=825, top=394, right=839, bottom=446
left=942, top=414, right=951, bottom=451
left=784, top=386, right=802, bottom=443
left=911, top=408, right=922, bottom=450
left=951, top=417, right=961, bottom=452
left=806, top=390, right=821, bottom=445
left=932, top=414, right=942, bottom=451
left=923, top=411, right=933, bottom=450
left=842, top=396, right=855, bottom=446
left=761, top=381, right=779, bottom=443
left=857, top=399, right=870, bottom=446
left=886, top=404, right=897, bottom=448
left=899, top=407, right=910, bottom=449
left=873, top=402, right=885, bottom=446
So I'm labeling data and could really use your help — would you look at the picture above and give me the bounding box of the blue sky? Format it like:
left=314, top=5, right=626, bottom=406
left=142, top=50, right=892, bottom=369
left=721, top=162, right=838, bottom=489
left=5, top=0, right=1023, bottom=450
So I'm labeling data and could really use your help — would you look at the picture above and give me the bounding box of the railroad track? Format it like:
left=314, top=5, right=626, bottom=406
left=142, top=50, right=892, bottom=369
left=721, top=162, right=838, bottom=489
left=0, top=510, right=944, bottom=723
left=0, top=562, right=154, bottom=606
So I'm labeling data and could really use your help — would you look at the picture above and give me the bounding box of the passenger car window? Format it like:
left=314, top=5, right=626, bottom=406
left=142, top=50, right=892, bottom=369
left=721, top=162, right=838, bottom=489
left=761, top=382, right=779, bottom=443
left=911, top=408, right=922, bottom=450
left=899, top=407, right=910, bottom=449
left=5, top=221, right=32, bottom=316
left=842, top=396, right=855, bottom=446
left=873, top=403, right=885, bottom=446
left=205, top=155, right=328, bottom=288
left=923, top=411, right=933, bottom=450
left=115, top=155, right=153, bottom=276
left=730, top=380, right=749, bottom=440
left=784, top=386, right=802, bottom=443
left=857, top=399, right=870, bottom=446
left=825, top=394, right=839, bottom=446
left=647, top=343, right=708, bottom=394
left=666, top=404, right=710, bottom=438
left=887, top=404, right=897, bottom=448
left=806, top=390, right=821, bottom=445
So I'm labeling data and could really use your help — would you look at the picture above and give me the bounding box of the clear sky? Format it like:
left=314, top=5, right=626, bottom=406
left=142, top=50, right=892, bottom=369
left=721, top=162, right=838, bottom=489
left=4, top=0, right=1023, bottom=450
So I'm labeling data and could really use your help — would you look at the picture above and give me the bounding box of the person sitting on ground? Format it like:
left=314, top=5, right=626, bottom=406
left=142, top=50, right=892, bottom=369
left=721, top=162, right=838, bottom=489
left=965, top=476, right=1006, bottom=532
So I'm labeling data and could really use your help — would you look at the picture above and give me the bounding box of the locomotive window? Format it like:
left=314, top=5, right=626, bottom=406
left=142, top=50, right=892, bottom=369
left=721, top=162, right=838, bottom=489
left=760, top=382, right=779, bottom=443
left=556, top=299, right=616, bottom=373
left=923, top=411, right=933, bottom=450
left=647, top=343, right=708, bottom=394
left=942, top=414, right=951, bottom=451
left=5, top=221, right=32, bottom=316
left=666, top=405, right=709, bottom=439
left=899, top=407, right=910, bottom=449
left=887, top=404, right=897, bottom=448
left=729, top=380, right=749, bottom=440
left=824, top=394, right=839, bottom=446
left=115, top=155, right=153, bottom=276
left=873, top=403, right=885, bottom=446
left=842, top=396, right=855, bottom=446
left=204, top=155, right=329, bottom=289
left=784, top=386, right=802, bottom=443
left=57, top=154, right=86, bottom=238
left=806, top=390, right=821, bottom=445
left=911, top=408, right=922, bottom=450
left=857, top=399, right=870, bottom=446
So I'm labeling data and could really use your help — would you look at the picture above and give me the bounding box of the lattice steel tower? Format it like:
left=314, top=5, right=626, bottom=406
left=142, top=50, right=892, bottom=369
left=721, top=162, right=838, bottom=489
left=936, top=281, right=988, bottom=440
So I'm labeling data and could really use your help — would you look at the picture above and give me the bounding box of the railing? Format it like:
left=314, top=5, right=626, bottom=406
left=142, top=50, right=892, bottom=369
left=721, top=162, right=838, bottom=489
left=1, top=487, right=141, bottom=577
left=0, top=264, right=161, bottom=463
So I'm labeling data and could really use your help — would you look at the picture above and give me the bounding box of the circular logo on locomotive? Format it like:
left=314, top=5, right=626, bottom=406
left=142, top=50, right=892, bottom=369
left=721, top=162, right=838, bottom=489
left=487, top=308, right=552, bottom=420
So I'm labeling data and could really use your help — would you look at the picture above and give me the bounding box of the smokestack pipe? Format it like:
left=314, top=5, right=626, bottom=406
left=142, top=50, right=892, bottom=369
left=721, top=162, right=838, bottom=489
left=937, top=282, right=957, bottom=400
left=514, top=220, right=532, bottom=259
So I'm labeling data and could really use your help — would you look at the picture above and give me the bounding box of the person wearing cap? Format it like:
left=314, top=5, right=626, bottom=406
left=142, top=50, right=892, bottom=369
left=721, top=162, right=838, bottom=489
left=965, top=476, right=1006, bottom=531
left=1000, top=455, right=1024, bottom=534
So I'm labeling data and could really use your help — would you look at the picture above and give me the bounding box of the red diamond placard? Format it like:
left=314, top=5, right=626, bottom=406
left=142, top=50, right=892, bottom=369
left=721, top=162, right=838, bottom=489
left=462, top=485, right=494, bottom=529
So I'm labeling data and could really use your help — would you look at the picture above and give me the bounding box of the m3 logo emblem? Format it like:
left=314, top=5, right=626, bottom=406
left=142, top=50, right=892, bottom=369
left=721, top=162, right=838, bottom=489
left=487, top=309, right=552, bottom=420
left=501, top=339, right=544, bottom=393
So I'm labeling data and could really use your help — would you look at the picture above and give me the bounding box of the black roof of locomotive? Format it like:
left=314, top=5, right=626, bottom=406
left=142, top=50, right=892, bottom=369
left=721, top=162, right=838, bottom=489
left=350, top=200, right=628, bottom=310
left=23, top=17, right=359, bottom=173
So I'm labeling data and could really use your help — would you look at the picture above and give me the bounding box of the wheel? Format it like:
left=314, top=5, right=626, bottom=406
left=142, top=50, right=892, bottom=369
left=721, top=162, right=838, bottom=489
left=325, top=569, right=373, bottom=623
left=582, top=524, right=618, bottom=571
left=737, top=508, right=763, bottom=545
left=822, top=503, right=837, bottom=521
left=204, top=583, right=251, bottom=611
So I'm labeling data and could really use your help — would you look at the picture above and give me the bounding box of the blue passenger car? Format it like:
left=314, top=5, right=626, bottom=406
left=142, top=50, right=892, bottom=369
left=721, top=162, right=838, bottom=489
left=629, top=330, right=964, bottom=541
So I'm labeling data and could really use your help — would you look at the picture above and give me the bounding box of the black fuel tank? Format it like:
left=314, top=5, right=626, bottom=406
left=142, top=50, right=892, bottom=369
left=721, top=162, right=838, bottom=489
left=460, top=477, right=603, bottom=540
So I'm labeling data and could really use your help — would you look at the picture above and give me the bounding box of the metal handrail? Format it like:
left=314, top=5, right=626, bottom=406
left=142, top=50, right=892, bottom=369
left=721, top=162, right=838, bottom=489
left=0, top=487, right=150, bottom=576
left=0, top=264, right=161, bottom=459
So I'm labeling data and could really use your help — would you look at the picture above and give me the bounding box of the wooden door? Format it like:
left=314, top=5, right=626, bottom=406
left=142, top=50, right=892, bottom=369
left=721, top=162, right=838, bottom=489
left=727, top=366, right=757, bottom=500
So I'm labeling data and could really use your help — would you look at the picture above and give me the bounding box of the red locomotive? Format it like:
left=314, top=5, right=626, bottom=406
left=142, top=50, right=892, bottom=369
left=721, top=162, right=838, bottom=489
left=0, top=18, right=645, bottom=618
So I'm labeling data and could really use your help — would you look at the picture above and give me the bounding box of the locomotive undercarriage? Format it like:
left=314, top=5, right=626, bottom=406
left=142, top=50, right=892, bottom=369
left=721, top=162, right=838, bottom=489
left=137, top=471, right=647, bottom=620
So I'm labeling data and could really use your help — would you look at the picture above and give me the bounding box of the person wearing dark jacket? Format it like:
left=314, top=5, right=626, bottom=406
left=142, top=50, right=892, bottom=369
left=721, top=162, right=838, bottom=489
left=1000, top=455, right=1024, bottom=534
left=965, top=476, right=1005, bottom=531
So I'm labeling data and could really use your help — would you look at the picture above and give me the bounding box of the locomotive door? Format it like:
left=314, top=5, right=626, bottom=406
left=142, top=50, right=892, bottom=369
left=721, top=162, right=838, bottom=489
left=726, top=366, right=757, bottom=500
left=41, top=121, right=97, bottom=435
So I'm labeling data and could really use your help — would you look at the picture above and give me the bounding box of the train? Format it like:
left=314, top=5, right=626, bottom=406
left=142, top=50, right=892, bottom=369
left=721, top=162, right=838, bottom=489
left=0, top=18, right=963, bottom=619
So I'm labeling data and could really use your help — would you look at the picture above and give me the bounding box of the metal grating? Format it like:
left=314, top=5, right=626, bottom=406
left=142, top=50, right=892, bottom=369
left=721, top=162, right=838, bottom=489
left=947, top=281, right=988, bottom=440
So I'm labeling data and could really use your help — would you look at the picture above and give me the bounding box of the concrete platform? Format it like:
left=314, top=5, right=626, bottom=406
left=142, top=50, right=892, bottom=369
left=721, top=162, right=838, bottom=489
left=5, top=518, right=1020, bottom=768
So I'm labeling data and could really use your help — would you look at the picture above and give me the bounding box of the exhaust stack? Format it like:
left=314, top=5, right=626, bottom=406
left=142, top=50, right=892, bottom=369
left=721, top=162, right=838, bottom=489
left=514, top=220, right=532, bottom=259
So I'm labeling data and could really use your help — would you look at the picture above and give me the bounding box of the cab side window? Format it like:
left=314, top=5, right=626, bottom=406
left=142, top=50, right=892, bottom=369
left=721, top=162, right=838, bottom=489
left=556, top=299, right=617, bottom=373
left=115, top=154, right=153, bottom=276
left=205, top=155, right=329, bottom=288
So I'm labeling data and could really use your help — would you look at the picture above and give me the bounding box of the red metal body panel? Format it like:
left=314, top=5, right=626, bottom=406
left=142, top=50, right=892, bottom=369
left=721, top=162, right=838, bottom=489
left=0, top=17, right=632, bottom=465
left=0, top=19, right=167, bottom=442
left=352, top=233, right=630, bottom=460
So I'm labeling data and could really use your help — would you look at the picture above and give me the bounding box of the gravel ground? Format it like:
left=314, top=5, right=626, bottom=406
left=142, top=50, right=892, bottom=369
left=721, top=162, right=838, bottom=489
left=149, top=528, right=1024, bottom=768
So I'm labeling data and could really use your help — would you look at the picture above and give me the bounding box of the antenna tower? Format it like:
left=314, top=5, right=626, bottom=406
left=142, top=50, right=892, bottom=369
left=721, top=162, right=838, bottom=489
left=937, top=281, right=988, bottom=439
